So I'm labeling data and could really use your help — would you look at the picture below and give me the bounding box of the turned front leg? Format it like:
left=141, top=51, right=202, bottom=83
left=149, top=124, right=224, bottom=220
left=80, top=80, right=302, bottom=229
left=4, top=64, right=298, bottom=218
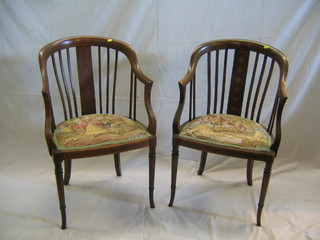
left=149, top=146, right=156, bottom=208
left=257, top=161, right=273, bottom=227
left=169, top=144, right=179, bottom=207
left=54, top=158, right=67, bottom=229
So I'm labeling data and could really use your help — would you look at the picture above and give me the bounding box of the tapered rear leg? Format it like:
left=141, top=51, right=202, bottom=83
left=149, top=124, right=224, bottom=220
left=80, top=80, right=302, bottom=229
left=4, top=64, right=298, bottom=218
left=114, top=153, right=122, bottom=176
left=149, top=145, right=156, bottom=208
left=64, top=159, right=72, bottom=185
left=54, top=157, right=67, bottom=229
left=197, top=151, right=208, bottom=175
left=169, top=143, right=179, bottom=207
left=257, top=160, right=273, bottom=227
left=247, top=159, right=254, bottom=186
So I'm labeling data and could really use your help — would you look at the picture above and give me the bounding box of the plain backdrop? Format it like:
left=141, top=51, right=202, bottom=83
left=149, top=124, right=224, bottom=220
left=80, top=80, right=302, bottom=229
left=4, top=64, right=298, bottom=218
left=0, top=0, right=319, bottom=239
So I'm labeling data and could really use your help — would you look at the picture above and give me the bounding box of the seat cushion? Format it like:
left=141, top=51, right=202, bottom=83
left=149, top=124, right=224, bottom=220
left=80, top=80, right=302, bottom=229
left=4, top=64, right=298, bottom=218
left=179, top=114, right=271, bottom=151
left=53, top=114, right=151, bottom=150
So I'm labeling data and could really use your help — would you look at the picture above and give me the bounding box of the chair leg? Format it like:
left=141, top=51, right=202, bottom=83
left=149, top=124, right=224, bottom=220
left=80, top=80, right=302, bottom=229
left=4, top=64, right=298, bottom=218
left=54, top=157, right=67, bottom=229
left=197, top=151, right=208, bottom=175
left=63, top=159, right=72, bottom=185
left=114, top=153, right=122, bottom=176
left=246, top=159, right=254, bottom=186
left=257, top=161, right=273, bottom=227
left=169, top=144, right=179, bottom=207
left=148, top=146, right=156, bottom=208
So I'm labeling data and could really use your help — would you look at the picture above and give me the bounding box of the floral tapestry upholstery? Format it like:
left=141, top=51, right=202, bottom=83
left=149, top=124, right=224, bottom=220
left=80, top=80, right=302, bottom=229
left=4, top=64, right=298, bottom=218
left=53, top=114, right=151, bottom=150
left=179, top=114, right=271, bottom=151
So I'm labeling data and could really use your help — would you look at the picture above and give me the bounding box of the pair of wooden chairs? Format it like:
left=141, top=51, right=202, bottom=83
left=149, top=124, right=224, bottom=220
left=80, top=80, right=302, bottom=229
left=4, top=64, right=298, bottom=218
left=39, top=36, right=288, bottom=229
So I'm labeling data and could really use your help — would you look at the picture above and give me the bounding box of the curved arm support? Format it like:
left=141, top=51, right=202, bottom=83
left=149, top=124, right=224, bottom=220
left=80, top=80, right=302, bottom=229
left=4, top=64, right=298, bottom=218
left=42, top=91, right=57, bottom=155
left=143, top=82, right=157, bottom=135
left=173, top=82, right=187, bottom=134
left=39, top=50, right=57, bottom=155
left=270, top=81, right=288, bottom=154
left=172, top=46, right=205, bottom=133
left=127, top=51, right=156, bottom=135
left=172, top=61, right=199, bottom=134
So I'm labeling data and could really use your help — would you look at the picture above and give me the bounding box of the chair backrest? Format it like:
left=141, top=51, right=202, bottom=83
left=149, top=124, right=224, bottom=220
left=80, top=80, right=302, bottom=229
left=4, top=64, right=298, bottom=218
left=39, top=36, right=155, bottom=132
left=181, top=39, right=288, bottom=134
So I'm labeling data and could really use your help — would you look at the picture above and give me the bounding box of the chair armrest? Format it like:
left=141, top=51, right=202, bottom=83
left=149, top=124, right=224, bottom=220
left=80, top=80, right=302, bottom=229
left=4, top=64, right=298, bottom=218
left=270, top=80, right=288, bottom=154
left=143, top=82, right=157, bottom=135
left=173, top=70, right=195, bottom=134
left=42, top=91, right=57, bottom=155
left=132, top=67, right=156, bottom=136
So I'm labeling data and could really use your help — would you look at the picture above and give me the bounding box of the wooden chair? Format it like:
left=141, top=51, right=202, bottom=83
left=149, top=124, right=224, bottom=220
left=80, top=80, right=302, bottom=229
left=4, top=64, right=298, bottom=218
left=168, top=39, right=288, bottom=226
left=38, top=36, right=156, bottom=229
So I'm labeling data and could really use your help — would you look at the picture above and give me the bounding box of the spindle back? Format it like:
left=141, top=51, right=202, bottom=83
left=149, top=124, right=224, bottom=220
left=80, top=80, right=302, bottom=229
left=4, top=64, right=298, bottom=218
left=180, top=40, right=288, bottom=134
left=39, top=36, right=154, bottom=130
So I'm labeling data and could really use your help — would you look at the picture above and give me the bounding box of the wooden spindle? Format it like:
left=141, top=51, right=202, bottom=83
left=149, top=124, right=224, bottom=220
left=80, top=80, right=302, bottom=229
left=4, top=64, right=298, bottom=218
left=221, top=49, right=228, bottom=113
left=251, top=55, right=267, bottom=121
left=245, top=52, right=259, bottom=118
left=66, top=48, right=78, bottom=117
left=112, top=50, right=119, bottom=114
left=256, top=59, right=275, bottom=122
left=51, top=54, right=68, bottom=120
left=106, top=48, right=110, bottom=113
left=268, top=94, right=279, bottom=133
left=133, top=74, right=137, bottom=121
left=207, top=52, right=211, bottom=115
left=214, top=50, right=219, bottom=113
left=98, top=47, right=102, bottom=113
left=193, top=74, right=196, bottom=119
left=58, top=51, right=73, bottom=118
left=189, top=74, right=193, bottom=121
left=129, top=70, right=134, bottom=118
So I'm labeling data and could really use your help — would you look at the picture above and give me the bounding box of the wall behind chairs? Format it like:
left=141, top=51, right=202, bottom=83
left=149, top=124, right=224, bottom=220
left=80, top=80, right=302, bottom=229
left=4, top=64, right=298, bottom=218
left=0, top=0, right=319, bottom=168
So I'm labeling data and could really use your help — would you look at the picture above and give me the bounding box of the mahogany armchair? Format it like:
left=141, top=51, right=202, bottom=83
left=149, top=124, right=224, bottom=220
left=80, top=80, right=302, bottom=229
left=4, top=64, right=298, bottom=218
left=168, top=39, right=288, bottom=226
left=39, top=36, right=156, bottom=229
